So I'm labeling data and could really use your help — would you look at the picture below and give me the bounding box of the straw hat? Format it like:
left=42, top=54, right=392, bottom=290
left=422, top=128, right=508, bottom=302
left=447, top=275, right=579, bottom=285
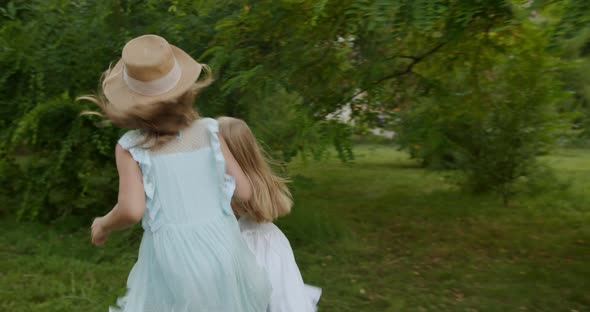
left=102, top=34, right=202, bottom=115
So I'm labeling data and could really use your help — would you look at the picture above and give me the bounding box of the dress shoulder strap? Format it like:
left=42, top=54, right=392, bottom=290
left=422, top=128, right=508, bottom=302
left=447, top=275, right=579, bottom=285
left=117, top=130, right=162, bottom=232
left=118, top=130, right=144, bottom=150
left=201, top=118, right=235, bottom=216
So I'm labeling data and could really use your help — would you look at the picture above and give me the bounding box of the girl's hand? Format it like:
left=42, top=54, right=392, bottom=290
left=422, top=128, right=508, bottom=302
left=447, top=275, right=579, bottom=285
left=91, top=217, right=110, bottom=246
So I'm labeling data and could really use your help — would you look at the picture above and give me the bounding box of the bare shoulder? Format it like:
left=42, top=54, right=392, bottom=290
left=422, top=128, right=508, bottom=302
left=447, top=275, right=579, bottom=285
left=115, top=143, right=139, bottom=171
left=115, top=143, right=132, bottom=159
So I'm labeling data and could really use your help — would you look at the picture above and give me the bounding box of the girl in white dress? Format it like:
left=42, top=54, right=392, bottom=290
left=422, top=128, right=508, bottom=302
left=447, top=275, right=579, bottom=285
left=218, top=117, right=322, bottom=312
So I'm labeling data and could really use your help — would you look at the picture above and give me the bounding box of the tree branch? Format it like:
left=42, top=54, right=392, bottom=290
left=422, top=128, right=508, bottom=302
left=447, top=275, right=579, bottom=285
left=374, top=42, right=446, bottom=85
left=334, top=42, right=447, bottom=109
left=383, top=54, right=418, bottom=61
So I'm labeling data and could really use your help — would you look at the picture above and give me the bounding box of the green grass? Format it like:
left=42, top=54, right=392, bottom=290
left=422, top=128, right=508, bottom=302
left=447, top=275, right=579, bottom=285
left=2, top=145, right=590, bottom=311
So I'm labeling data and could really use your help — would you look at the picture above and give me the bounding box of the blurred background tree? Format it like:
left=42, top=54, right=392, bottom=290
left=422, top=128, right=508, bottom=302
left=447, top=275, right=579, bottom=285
left=1, top=0, right=589, bottom=221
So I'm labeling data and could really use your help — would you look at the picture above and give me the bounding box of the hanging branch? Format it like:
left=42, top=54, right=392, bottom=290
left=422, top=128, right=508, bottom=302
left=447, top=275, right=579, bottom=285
left=374, top=42, right=446, bottom=84
left=335, top=42, right=447, bottom=109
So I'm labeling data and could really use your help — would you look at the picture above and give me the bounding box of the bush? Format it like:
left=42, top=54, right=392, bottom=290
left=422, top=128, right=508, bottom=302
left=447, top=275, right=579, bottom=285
left=0, top=1, right=352, bottom=222
left=396, top=28, right=568, bottom=205
left=1, top=0, right=584, bottom=222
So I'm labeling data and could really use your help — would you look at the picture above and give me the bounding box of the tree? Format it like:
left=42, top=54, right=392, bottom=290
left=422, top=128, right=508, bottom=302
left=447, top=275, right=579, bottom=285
left=0, top=0, right=581, bottom=220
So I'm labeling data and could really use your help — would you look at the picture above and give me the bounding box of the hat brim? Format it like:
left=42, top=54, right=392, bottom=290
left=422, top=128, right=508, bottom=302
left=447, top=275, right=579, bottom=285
left=103, top=45, right=202, bottom=116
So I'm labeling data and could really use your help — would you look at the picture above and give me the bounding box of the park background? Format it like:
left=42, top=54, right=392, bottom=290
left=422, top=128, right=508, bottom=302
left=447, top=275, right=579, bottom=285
left=1, top=0, right=589, bottom=311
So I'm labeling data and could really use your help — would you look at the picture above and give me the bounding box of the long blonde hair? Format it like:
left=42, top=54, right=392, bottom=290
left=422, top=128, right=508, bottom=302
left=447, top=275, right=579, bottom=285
left=218, top=117, right=292, bottom=222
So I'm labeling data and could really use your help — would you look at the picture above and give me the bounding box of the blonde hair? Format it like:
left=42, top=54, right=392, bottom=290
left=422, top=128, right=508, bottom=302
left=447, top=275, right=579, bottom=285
left=218, top=117, right=292, bottom=222
left=78, top=65, right=213, bottom=149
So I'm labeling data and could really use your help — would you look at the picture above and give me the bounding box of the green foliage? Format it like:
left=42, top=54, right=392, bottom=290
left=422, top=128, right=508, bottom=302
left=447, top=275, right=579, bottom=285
left=396, top=21, right=569, bottom=204
left=0, top=155, right=21, bottom=217
left=534, top=0, right=590, bottom=144
left=0, top=0, right=358, bottom=222
left=9, top=93, right=122, bottom=221
left=548, top=0, right=590, bottom=44
left=555, top=30, right=590, bottom=144
left=0, top=0, right=587, bottom=221
left=244, top=87, right=353, bottom=162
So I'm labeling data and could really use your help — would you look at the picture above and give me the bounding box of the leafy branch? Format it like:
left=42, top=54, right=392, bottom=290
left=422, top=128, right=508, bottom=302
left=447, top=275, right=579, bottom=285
left=336, top=41, right=447, bottom=110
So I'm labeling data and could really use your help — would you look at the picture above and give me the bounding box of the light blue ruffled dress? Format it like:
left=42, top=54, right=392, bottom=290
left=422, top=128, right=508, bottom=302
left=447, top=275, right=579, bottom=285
left=110, top=118, right=271, bottom=312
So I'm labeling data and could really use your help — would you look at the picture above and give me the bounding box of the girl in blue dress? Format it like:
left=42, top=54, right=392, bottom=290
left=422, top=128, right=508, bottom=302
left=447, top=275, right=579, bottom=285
left=80, top=34, right=271, bottom=311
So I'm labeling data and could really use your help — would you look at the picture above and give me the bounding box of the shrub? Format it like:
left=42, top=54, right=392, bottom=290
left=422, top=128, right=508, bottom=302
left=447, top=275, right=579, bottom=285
left=396, top=28, right=568, bottom=205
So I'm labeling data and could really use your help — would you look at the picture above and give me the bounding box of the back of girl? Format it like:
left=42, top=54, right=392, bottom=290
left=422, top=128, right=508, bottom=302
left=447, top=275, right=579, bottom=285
left=81, top=35, right=271, bottom=311
left=218, top=117, right=322, bottom=312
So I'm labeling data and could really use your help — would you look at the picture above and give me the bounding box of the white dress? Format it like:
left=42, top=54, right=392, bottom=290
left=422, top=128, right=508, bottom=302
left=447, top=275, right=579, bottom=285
left=239, top=216, right=322, bottom=312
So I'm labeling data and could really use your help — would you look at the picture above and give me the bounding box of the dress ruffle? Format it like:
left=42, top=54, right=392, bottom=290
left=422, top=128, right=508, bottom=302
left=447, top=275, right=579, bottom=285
left=118, top=131, right=163, bottom=232
left=203, top=118, right=236, bottom=216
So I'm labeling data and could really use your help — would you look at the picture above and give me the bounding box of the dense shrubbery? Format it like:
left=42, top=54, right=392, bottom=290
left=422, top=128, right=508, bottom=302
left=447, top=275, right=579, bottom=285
left=0, top=0, right=351, bottom=221
left=392, top=1, right=590, bottom=204
left=396, top=27, right=569, bottom=204
left=1, top=0, right=589, bottom=220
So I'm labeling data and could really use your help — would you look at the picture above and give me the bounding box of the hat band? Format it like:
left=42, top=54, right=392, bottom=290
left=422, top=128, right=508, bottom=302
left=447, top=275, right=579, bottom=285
left=122, top=60, right=182, bottom=96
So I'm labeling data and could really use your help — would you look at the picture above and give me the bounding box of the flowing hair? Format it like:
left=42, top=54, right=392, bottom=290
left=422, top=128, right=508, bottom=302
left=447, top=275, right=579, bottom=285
left=218, top=117, right=292, bottom=222
left=77, top=65, right=213, bottom=149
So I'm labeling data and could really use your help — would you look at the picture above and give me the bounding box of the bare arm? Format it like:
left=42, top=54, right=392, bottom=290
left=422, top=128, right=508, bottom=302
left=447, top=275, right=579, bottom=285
left=100, top=144, right=146, bottom=231
left=219, top=134, right=252, bottom=202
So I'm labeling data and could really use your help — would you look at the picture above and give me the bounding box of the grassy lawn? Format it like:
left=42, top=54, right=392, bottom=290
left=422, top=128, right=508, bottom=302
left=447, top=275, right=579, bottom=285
left=1, top=145, right=589, bottom=311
